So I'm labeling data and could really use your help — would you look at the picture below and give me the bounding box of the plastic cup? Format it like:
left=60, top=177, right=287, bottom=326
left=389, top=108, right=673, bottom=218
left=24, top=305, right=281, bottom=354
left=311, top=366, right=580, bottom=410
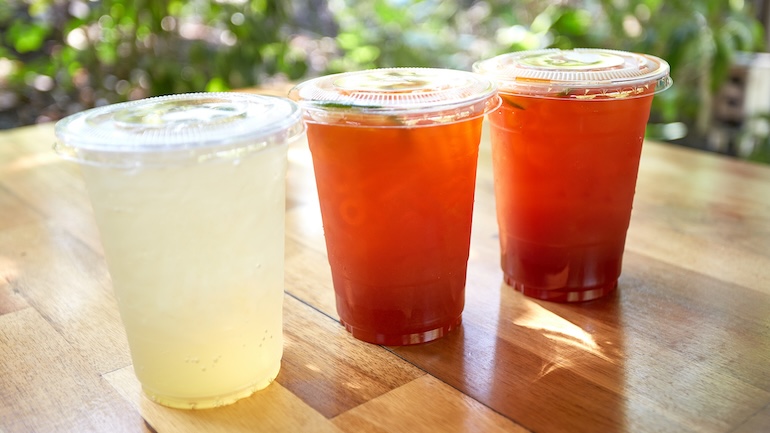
left=54, top=93, right=304, bottom=408
left=473, top=48, right=672, bottom=302
left=289, top=68, right=500, bottom=345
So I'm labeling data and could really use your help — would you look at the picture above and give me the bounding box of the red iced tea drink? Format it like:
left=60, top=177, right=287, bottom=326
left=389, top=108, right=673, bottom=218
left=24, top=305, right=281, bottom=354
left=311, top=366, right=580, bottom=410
left=290, top=68, right=499, bottom=344
left=307, top=119, right=482, bottom=344
left=474, top=49, right=672, bottom=302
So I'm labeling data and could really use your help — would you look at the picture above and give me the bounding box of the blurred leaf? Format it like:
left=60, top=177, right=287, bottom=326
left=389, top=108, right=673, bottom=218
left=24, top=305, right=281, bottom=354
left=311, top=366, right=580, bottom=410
left=0, top=0, right=767, bottom=167
left=250, top=0, right=268, bottom=15
left=95, top=43, right=118, bottom=65
left=8, top=21, right=50, bottom=53
left=205, top=77, right=229, bottom=92
left=337, top=32, right=362, bottom=50
left=28, top=0, right=50, bottom=17
left=349, top=45, right=380, bottom=64
left=530, top=6, right=557, bottom=33
left=373, top=0, right=404, bottom=25
left=551, top=8, right=591, bottom=36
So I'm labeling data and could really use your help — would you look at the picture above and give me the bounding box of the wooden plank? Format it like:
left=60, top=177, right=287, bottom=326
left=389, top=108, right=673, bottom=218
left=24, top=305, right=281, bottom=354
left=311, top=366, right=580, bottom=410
left=0, top=185, right=42, bottom=231
left=332, top=375, right=530, bottom=433
left=391, top=250, right=770, bottom=433
left=638, top=141, right=770, bottom=207
left=0, top=164, right=43, bottom=316
left=625, top=220, right=770, bottom=294
left=280, top=293, right=423, bottom=418
left=0, top=222, right=131, bottom=374
left=104, top=366, right=343, bottom=433
left=0, top=248, right=28, bottom=316
left=104, top=293, right=424, bottom=431
left=284, top=233, right=337, bottom=319
left=286, top=137, right=320, bottom=211
left=1, top=123, right=58, bottom=153
left=0, top=124, right=103, bottom=254
left=628, top=142, right=770, bottom=293
left=393, top=319, right=650, bottom=433
left=0, top=288, right=27, bottom=317
left=0, top=308, right=147, bottom=433
left=733, top=404, right=770, bottom=433
left=0, top=276, right=27, bottom=317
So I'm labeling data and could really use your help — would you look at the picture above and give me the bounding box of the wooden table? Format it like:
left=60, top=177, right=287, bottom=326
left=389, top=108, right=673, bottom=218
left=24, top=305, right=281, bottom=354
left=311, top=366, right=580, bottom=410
left=2, top=90, right=769, bottom=432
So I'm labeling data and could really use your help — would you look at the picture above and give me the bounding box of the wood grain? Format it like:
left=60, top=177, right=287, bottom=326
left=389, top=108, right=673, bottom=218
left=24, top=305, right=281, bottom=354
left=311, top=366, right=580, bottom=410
left=2, top=108, right=770, bottom=433
left=629, top=142, right=770, bottom=293
left=0, top=185, right=42, bottom=232
left=0, top=308, right=146, bottom=433
left=332, top=375, right=530, bottom=433
left=278, top=294, right=424, bottom=418
left=0, top=222, right=131, bottom=374
left=105, top=366, right=345, bottom=433
left=733, top=405, right=770, bottom=433
left=104, top=295, right=424, bottom=432
left=0, top=124, right=103, bottom=253
left=393, top=251, right=770, bottom=433
left=0, top=255, right=28, bottom=315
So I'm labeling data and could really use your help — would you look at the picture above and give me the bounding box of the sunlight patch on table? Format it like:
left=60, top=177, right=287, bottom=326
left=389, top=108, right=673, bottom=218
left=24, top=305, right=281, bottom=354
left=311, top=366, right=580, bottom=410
left=104, top=365, right=344, bottom=433
left=511, top=301, right=610, bottom=379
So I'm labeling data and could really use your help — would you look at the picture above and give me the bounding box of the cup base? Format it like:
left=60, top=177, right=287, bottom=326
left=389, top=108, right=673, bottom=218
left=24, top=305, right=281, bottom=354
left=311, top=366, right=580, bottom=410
left=506, top=275, right=617, bottom=302
left=341, top=315, right=462, bottom=346
left=140, top=361, right=281, bottom=410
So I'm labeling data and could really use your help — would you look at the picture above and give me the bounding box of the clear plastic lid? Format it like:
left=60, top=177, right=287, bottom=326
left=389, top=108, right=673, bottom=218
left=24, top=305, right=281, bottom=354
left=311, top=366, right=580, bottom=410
left=472, top=48, right=672, bottom=99
left=54, top=92, right=304, bottom=167
left=288, top=68, right=500, bottom=126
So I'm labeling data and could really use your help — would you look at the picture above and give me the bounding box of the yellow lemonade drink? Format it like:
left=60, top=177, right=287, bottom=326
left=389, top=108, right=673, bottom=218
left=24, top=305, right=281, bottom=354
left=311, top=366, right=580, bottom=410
left=54, top=93, right=304, bottom=409
left=81, top=144, right=286, bottom=408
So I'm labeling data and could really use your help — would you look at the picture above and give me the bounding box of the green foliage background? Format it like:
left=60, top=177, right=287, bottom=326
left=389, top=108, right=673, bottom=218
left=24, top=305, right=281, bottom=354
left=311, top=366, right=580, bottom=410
left=0, top=0, right=767, bottom=161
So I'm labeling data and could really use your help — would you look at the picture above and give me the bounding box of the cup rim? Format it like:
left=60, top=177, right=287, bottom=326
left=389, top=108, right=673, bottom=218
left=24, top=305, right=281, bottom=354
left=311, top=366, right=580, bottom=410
left=473, top=48, right=672, bottom=100
left=54, top=92, right=305, bottom=167
left=289, top=67, right=501, bottom=126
